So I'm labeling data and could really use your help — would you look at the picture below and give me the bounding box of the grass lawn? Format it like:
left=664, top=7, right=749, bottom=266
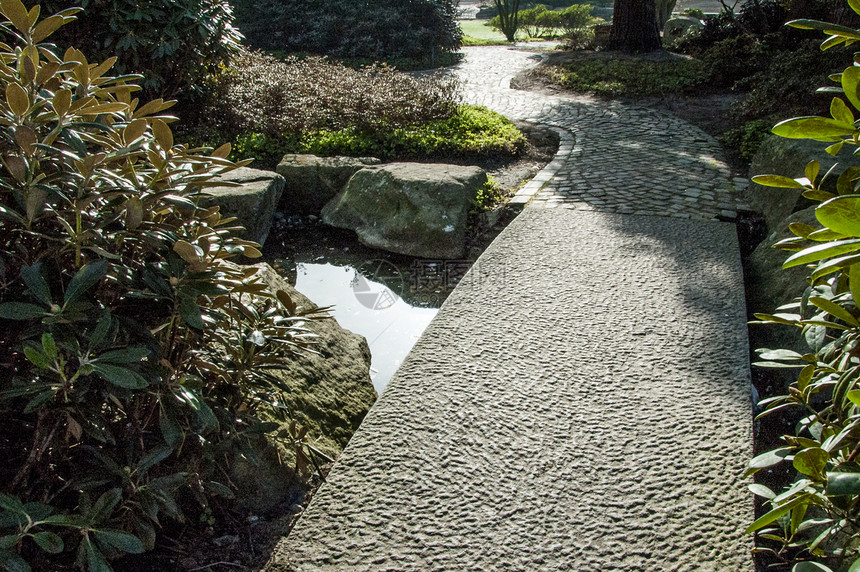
left=459, top=19, right=511, bottom=44
left=458, top=19, right=558, bottom=45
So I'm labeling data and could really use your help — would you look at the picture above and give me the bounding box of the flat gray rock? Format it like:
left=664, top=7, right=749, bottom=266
left=276, top=154, right=380, bottom=215
left=322, top=163, right=487, bottom=259
left=201, top=166, right=284, bottom=246
left=266, top=209, right=753, bottom=571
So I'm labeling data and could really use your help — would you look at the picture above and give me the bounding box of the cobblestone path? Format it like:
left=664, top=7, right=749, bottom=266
left=453, top=45, right=748, bottom=217
left=266, top=45, right=754, bottom=571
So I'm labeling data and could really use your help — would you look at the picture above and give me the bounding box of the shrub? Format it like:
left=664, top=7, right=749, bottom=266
left=0, top=2, right=320, bottom=569
left=747, top=6, right=860, bottom=569
left=180, top=51, right=525, bottom=169
left=518, top=3, right=550, bottom=38
left=200, top=51, right=460, bottom=140
left=542, top=57, right=710, bottom=97
left=232, top=0, right=461, bottom=63
left=23, top=0, right=242, bottom=98
left=720, top=119, right=773, bottom=160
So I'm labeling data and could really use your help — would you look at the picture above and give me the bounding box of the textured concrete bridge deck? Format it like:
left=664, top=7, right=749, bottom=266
left=266, top=45, right=753, bottom=570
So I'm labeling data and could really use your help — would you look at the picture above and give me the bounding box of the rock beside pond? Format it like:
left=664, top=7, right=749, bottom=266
left=230, top=262, right=377, bottom=512
left=276, top=154, right=381, bottom=215
left=747, top=135, right=860, bottom=233
left=322, top=163, right=488, bottom=259
left=201, top=167, right=284, bottom=246
left=663, top=17, right=704, bottom=46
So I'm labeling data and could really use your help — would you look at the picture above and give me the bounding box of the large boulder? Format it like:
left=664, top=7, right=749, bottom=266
left=662, top=16, right=704, bottom=46
left=747, top=135, right=860, bottom=233
left=322, top=163, right=488, bottom=259
left=201, top=167, right=284, bottom=246
left=230, top=262, right=377, bottom=511
left=745, top=207, right=816, bottom=355
left=276, top=154, right=381, bottom=215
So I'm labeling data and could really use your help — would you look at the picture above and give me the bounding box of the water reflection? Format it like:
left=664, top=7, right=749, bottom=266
left=294, top=262, right=437, bottom=393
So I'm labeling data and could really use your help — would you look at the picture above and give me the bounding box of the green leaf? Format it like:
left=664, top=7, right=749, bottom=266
left=0, top=549, right=30, bottom=572
left=89, top=310, right=112, bottom=350
left=757, top=349, right=804, bottom=361
left=41, top=333, right=57, bottom=361
left=772, top=116, right=857, bottom=141
left=23, top=345, right=52, bottom=370
left=0, top=302, right=48, bottom=319
left=793, top=447, right=829, bottom=476
left=844, top=65, right=860, bottom=111
left=806, top=160, right=822, bottom=183
left=175, top=386, right=217, bottom=430
left=745, top=495, right=809, bottom=534
left=64, top=259, right=107, bottom=305
left=808, top=295, right=860, bottom=326
left=179, top=295, right=204, bottom=330
left=92, top=363, right=148, bottom=389
left=749, top=447, right=794, bottom=470
left=31, top=531, right=63, bottom=554
left=851, top=263, right=860, bottom=306
left=88, top=489, right=121, bottom=524
left=793, top=562, right=833, bottom=572
left=805, top=324, right=828, bottom=352
left=817, top=195, right=860, bottom=237
left=831, top=97, right=854, bottom=124
left=751, top=174, right=806, bottom=188
left=788, top=19, right=860, bottom=40
left=135, top=445, right=173, bottom=475
left=850, top=0, right=860, bottom=17
left=749, top=483, right=776, bottom=499
left=826, top=472, right=860, bottom=495
left=826, top=141, right=844, bottom=155
left=799, top=364, right=815, bottom=393
left=20, top=264, right=51, bottom=307
left=93, top=529, right=145, bottom=554
left=783, top=239, right=860, bottom=268
left=84, top=535, right=112, bottom=572
left=848, top=555, right=860, bottom=572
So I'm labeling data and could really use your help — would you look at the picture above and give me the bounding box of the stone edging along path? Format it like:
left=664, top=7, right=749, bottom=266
left=265, top=45, right=754, bottom=570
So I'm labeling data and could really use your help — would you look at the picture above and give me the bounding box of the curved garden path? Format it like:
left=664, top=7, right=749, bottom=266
left=266, top=45, right=754, bottom=571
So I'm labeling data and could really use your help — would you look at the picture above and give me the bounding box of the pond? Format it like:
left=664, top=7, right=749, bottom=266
left=264, top=215, right=477, bottom=393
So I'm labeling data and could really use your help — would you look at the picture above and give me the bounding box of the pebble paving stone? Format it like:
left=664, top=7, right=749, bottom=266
left=266, top=45, right=754, bottom=570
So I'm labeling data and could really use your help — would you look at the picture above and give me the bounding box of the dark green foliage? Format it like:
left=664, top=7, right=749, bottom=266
left=720, top=119, right=772, bottom=160
left=182, top=51, right=525, bottom=169
left=0, top=2, right=321, bottom=569
left=232, top=0, right=460, bottom=63
left=493, top=3, right=595, bottom=40
left=543, top=56, right=709, bottom=97
left=731, top=39, right=839, bottom=120
left=23, top=0, right=242, bottom=98
left=747, top=5, right=860, bottom=569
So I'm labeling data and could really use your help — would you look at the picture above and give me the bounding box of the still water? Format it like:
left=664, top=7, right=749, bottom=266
left=264, top=218, right=470, bottom=393
left=294, top=262, right=437, bottom=393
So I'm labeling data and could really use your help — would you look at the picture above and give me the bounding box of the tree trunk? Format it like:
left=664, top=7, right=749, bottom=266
left=494, top=0, right=520, bottom=42
left=608, top=0, right=662, bottom=53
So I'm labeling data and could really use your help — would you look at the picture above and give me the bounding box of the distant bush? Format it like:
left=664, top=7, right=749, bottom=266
left=201, top=50, right=459, bottom=137
left=25, top=0, right=242, bottom=98
left=232, top=0, right=460, bottom=62
left=181, top=51, right=525, bottom=168
left=542, top=57, right=710, bottom=97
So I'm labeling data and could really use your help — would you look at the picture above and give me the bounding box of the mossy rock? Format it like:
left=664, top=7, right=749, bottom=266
left=230, top=263, right=377, bottom=511
left=747, top=135, right=860, bottom=233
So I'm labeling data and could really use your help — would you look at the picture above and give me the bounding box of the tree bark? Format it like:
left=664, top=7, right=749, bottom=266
left=608, top=0, right=662, bottom=53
